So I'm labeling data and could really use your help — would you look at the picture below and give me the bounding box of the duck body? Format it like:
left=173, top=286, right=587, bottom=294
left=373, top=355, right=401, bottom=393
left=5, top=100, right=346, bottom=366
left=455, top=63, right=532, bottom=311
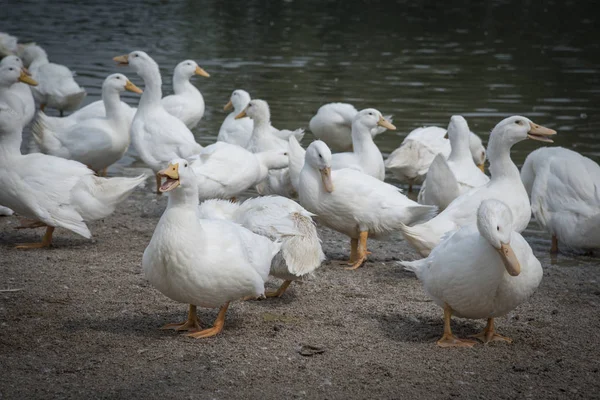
left=404, top=224, right=542, bottom=319
left=400, top=199, right=542, bottom=347
left=161, top=60, right=209, bottom=129
left=399, top=116, right=557, bottom=257
left=21, top=45, right=86, bottom=113
left=33, top=73, right=141, bottom=173
left=198, top=196, right=325, bottom=285
left=191, top=142, right=288, bottom=200
left=0, top=105, right=146, bottom=242
left=521, top=147, right=600, bottom=252
left=143, top=159, right=280, bottom=337
left=309, top=103, right=392, bottom=151
left=418, top=116, right=490, bottom=209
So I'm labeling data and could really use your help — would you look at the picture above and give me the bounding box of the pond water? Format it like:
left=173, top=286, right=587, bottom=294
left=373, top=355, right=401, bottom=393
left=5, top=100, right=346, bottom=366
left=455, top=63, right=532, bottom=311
left=4, top=0, right=599, bottom=264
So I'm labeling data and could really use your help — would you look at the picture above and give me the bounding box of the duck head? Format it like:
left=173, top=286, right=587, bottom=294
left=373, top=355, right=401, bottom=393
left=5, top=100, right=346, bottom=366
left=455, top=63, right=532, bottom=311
left=103, top=73, right=142, bottom=94
left=477, top=199, right=521, bottom=276
left=491, top=116, right=556, bottom=146
left=0, top=64, right=37, bottom=88
left=158, top=157, right=199, bottom=192
left=259, top=149, right=289, bottom=170
left=235, top=99, right=270, bottom=123
left=224, top=89, right=251, bottom=112
left=305, top=140, right=334, bottom=193
left=0, top=55, right=24, bottom=69
left=468, top=132, right=487, bottom=172
left=174, top=59, right=209, bottom=80
left=353, top=108, right=396, bottom=132
left=113, top=50, right=158, bottom=76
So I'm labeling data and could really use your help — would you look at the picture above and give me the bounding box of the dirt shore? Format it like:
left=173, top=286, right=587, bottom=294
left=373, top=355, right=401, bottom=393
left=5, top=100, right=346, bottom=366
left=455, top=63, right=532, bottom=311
left=1, top=186, right=599, bottom=399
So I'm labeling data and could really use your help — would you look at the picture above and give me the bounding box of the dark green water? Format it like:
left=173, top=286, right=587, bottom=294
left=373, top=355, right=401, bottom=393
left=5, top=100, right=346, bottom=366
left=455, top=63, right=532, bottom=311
left=4, top=0, right=600, bottom=263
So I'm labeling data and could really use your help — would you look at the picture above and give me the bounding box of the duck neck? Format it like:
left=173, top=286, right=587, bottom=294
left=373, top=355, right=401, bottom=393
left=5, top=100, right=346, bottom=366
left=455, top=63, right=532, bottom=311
left=487, top=133, right=520, bottom=181
left=167, top=184, right=199, bottom=209
left=351, top=122, right=377, bottom=154
left=0, top=128, right=22, bottom=161
left=173, top=72, right=193, bottom=95
left=30, top=55, right=49, bottom=71
left=138, top=66, right=162, bottom=108
left=447, top=131, right=471, bottom=163
left=252, top=117, right=272, bottom=137
left=102, top=87, right=124, bottom=120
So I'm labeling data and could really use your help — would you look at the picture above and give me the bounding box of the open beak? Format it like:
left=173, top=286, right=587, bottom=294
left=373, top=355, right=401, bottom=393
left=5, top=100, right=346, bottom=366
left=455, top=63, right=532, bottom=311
left=497, top=242, right=521, bottom=276
left=235, top=110, right=247, bottom=120
left=113, top=54, right=129, bottom=66
left=320, top=167, right=334, bottom=193
left=224, top=100, right=233, bottom=111
left=158, top=163, right=180, bottom=193
left=478, top=163, right=485, bottom=173
left=19, top=69, right=38, bottom=86
left=124, top=80, right=143, bottom=94
left=527, top=122, right=556, bottom=143
left=195, top=66, right=210, bottom=77
left=377, top=116, right=396, bottom=131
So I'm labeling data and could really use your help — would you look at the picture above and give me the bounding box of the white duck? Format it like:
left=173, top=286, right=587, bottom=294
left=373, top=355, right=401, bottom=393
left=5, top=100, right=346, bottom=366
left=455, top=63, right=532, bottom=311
left=298, top=140, right=437, bottom=269
left=235, top=99, right=302, bottom=197
left=113, top=51, right=202, bottom=191
left=0, top=103, right=146, bottom=248
left=191, top=141, right=289, bottom=200
left=217, top=89, right=253, bottom=147
left=0, top=55, right=36, bottom=128
left=521, top=147, right=600, bottom=254
left=161, top=60, right=209, bottom=129
left=385, top=126, right=487, bottom=192
left=32, top=73, right=142, bottom=176
left=309, top=102, right=393, bottom=151
left=399, top=116, right=556, bottom=257
left=198, top=196, right=325, bottom=297
left=20, top=44, right=86, bottom=115
left=400, top=199, right=543, bottom=347
left=418, top=116, right=490, bottom=210
left=143, top=159, right=281, bottom=338
left=288, top=109, right=395, bottom=190
left=0, top=32, right=19, bottom=56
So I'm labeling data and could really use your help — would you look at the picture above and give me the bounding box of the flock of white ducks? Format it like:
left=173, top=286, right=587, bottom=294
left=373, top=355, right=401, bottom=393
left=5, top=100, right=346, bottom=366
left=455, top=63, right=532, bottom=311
left=1, top=34, right=598, bottom=346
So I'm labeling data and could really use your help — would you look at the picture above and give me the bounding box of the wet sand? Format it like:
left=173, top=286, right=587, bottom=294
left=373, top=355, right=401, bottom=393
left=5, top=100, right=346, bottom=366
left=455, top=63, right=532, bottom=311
left=1, top=186, right=599, bottom=399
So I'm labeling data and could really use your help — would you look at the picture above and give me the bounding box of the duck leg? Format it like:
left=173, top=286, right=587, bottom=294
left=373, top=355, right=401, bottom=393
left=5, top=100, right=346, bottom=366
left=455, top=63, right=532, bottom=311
left=470, top=318, right=512, bottom=344
left=347, top=238, right=358, bottom=263
left=15, top=226, right=55, bottom=250
left=187, top=302, right=230, bottom=339
left=408, top=184, right=413, bottom=193
left=266, top=280, right=292, bottom=298
left=40, top=103, right=46, bottom=112
left=346, top=231, right=370, bottom=270
left=436, top=303, right=477, bottom=348
left=99, top=168, right=108, bottom=177
left=161, top=304, right=202, bottom=332
left=551, top=235, right=559, bottom=254
left=59, top=110, right=64, bottom=117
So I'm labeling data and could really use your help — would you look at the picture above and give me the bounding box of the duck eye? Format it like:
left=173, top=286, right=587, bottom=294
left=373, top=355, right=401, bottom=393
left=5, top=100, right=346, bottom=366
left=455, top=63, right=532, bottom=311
left=516, top=120, right=523, bottom=125
left=184, top=163, right=188, bottom=167
left=134, top=54, right=139, bottom=58
left=318, top=154, right=322, bottom=159
left=497, top=226, right=500, bottom=231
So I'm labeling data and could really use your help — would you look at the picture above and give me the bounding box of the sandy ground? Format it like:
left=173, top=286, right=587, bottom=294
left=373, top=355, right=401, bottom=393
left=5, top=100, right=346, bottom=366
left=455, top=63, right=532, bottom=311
left=1, top=186, right=599, bottom=400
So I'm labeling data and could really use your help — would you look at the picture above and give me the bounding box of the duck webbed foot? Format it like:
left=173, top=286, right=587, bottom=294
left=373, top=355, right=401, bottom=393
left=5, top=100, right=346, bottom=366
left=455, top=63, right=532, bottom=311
left=469, top=318, right=512, bottom=344
left=161, top=304, right=202, bottom=333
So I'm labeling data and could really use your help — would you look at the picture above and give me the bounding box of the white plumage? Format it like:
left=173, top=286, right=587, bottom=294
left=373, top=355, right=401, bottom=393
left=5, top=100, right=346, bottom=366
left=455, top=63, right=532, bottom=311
left=0, top=56, right=35, bottom=128
left=198, top=196, right=325, bottom=297
left=521, top=146, right=600, bottom=253
left=399, top=116, right=556, bottom=257
left=33, top=73, right=142, bottom=174
left=143, top=158, right=281, bottom=338
left=20, top=45, right=86, bottom=114
left=161, top=60, right=209, bottom=130
left=309, top=102, right=393, bottom=151
left=400, top=199, right=543, bottom=347
left=418, top=116, right=490, bottom=210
